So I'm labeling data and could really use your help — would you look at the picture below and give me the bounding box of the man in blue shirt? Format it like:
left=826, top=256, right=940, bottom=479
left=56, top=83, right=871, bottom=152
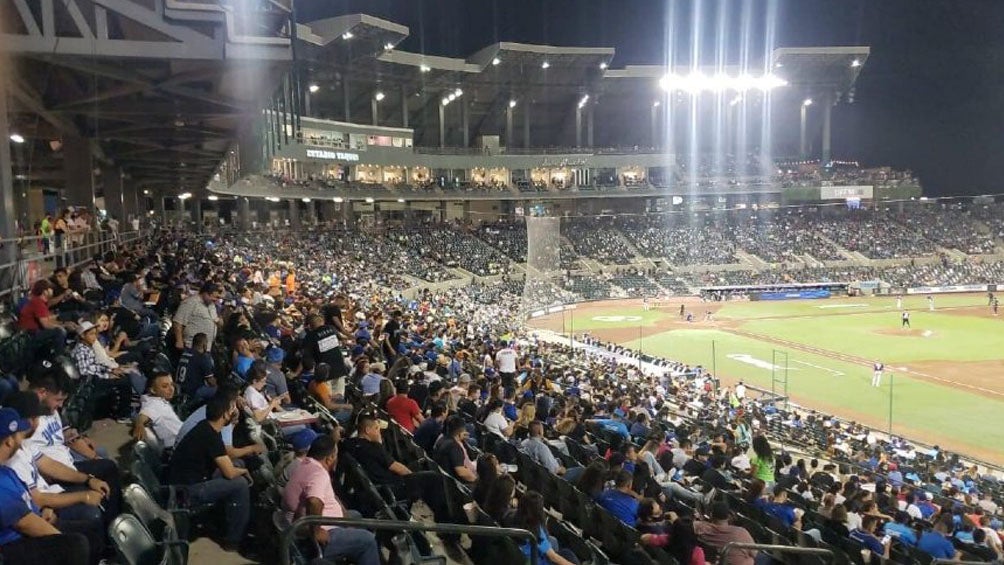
left=588, top=411, right=630, bottom=439
left=0, top=407, right=90, bottom=565
left=763, top=484, right=799, bottom=528
left=850, top=515, right=890, bottom=560
left=597, top=470, right=639, bottom=526
left=917, top=515, right=960, bottom=561
left=882, top=511, right=918, bottom=546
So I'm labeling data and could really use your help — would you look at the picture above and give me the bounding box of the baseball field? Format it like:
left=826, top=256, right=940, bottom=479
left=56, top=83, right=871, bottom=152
left=527, top=293, right=1004, bottom=465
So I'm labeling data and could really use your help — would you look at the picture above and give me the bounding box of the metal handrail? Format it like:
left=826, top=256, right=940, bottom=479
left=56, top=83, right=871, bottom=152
left=932, top=560, right=992, bottom=565
left=279, top=515, right=539, bottom=565
left=720, top=542, right=833, bottom=564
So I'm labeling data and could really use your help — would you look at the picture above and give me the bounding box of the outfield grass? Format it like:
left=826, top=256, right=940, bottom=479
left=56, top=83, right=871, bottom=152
left=621, top=328, right=1004, bottom=459
left=740, top=310, right=1004, bottom=363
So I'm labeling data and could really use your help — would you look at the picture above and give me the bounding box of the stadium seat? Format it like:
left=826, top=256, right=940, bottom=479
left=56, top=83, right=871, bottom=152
left=108, top=513, right=190, bottom=565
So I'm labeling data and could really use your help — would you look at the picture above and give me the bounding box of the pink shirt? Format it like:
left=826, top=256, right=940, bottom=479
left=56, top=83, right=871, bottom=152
left=282, top=457, right=343, bottom=530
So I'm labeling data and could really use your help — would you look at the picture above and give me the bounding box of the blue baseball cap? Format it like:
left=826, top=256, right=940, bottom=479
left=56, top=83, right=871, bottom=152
left=265, top=347, right=286, bottom=364
left=289, top=428, right=319, bottom=452
left=0, top=408, right=31, bottom=440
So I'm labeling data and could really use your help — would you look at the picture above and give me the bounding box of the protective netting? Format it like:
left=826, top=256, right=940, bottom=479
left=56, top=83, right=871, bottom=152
left=522, top=216, right=567, bottom=316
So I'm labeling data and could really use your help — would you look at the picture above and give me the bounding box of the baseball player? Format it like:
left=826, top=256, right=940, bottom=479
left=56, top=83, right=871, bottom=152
left=872, top=361, right=884, bottom=387
left=901, top=310, right=911, bottom=329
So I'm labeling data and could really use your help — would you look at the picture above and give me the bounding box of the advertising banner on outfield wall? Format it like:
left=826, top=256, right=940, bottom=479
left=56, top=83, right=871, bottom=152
left=905, top=284, right=988, bottom=295
left=820, top=185, right=874, bottom=200
left=755, top=289, right=832, bottom=301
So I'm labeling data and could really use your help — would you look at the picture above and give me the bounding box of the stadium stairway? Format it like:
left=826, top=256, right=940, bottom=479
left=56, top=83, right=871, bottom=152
left=735, top=251, right=770, bottom=269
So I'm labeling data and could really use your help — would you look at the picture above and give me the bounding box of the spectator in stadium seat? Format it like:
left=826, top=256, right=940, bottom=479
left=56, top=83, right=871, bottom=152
left=750, top=436, right=776, bottom=488
left=172, top=282, right=221, bottom=352
left=701, top=453, right=739, bottom=491
left=694, top=502, right=759, bottom=565
left=262, top=346, right=290, bottom=402
left=597, top=470, right=640, bottom=526
left=433, top=415, right=477, bottom=484
left=174, top=386, right=264, bottom=464
left=305, top=362, right=353, bottom=426
left=176, top=332, right=216, bottom=402
left=521, top=421, right=582, bottom=482
left=132, top=372, right=183, bottom=448
left=282, top=435, right=379, bottom=565
left=2, top=392, right=106, bottom=562
left=18, top=280, right=75, bottom=357
left=882, top=510, right=917, bottom=546
left=850, top=515, right=891, bottom=560
left=385, top=380, right=423, bottom=433
left=513, top=491, right=580, bottom=565
left=24, top=367, right=120, bottom=520
left=412, top=403, right=447, bottom=454
left=0, top=407, right=91, bottom=565
left=917, top=514, right=961, bottom=561
left=75, top=318, right=146, bottom=396
left=168, top=392, right=251, bottom=553
left=482, top=399, right=515, bottom=439
left=343, top=415, right=454, bottom=524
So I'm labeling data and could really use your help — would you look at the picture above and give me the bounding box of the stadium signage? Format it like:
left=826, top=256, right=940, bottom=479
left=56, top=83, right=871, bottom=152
left=820, top=185, right=873, bottom=200
left=905, top=284, right=988, bottom=295
left=306, top=149, right=360, bottom=162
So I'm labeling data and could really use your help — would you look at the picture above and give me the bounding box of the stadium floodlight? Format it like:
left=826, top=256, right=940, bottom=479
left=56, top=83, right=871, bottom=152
left=397, top=198, right=406, bottom=203
left=207, top=195, right=219, bottom=201
left=441, top=97, right=450, bottom=106
left=302, top=197, right=311, bottom=203
left=802, top=98, right=813, bottom=107
left=419, top=64, right=431, bottom=72
left=578, top=94, right=589, bottom=109
left=491, top=57, right=501, bottom=66
left=508, top=99, right=517, bottom=108
left=662, top=72, right=787, bottom=92
left=143, top=189, right=151, bottom=195
left=333, top=197, right=344, bottom=203
left=374, top=91, right=385, bottom=102
left=365, top=197, right=375, bottom=203
left=265, top=196, right=280, bottom=202
left=308, top=84, right=320, bottom=93
left=9, top=133, right=25, bottom=144
left=599, top=62, right=608, bottom=70
left=454, top=88, right=463, bottom=97
left=342, top=31, right=354, bottom=40
left=384, top=42, right=394, bottom=51
left=177, top=192, right=192, bottom=200
left=851, top=59, right=862, bottom=68
left=447, top=93, right=456, bottom=102
left=541, top=61, right=550, bottom=69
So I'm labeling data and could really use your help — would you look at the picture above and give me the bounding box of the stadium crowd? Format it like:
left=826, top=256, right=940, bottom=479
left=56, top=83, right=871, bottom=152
left=0, top=224, right=1002, bottom=565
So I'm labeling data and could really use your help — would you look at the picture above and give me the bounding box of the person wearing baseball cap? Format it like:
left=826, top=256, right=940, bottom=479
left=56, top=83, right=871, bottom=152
left=0, top=407, right=90, bottom=565
left=17, top=279, right=75, bottom=357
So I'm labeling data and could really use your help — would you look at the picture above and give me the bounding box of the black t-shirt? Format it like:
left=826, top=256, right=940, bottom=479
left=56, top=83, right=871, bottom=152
left=700, top=467, right=736, bottom=491
left=433, top=436, right=466, bottom=479
left=169, top=420, right=225, bottom=485
left=383, top=319, right=401, bottom=350
left=343, top=437, right=398, bottom=484
left=412, top=418, right=443, bottom=454
left=321, top=304, right=342, bottom=329
left=682, top=457, right=707, bottom=477
left=176, top=349, right=215, bottom=395
left=302, top=325, right=348, bottom=377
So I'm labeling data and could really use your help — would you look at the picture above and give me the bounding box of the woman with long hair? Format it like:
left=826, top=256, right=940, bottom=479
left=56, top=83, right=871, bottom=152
left=481, top=474, right=517, bottom=525
left=750, top=435, right=775, bottom=488
left=575, top=460, right=610, bottom=501
left=514, top=491, right=579, bottom=565
left=472, top=453, right=502, bottom=506
left=639, top=432, right=667, bottom=478
left=512, top=402, right=536, bottom=442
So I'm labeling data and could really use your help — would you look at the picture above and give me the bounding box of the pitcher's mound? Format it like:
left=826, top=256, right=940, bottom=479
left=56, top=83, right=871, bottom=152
left=874, top=328, right=934, bottom=338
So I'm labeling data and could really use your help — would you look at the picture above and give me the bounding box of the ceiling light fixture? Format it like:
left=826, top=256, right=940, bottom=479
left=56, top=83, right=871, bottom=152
left=491, top=57, right=501, bottom=66
left=342, top=31, right=354, bottom=40
left=308, top=84, right=320, bottom=93
left=9, top=134, right=25, bottom=144
left=541, top=61, right=550, bottom=69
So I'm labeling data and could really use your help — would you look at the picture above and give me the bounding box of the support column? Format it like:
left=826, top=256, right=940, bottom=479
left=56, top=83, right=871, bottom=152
left=239, top=197, right=251, bottom=230
left=63, top=136, right=95, bottom=210
left=586, top=105, right=595, bottom=147
left=101, top=165, right=125, bottom=224
left=0, top=77, right=16, bottom=265
left=400, top=85, right=409, bottom=128
left=505, top=104, right=514, bottom=148
left=461, top=100, right=469, bottom=147
left=522, top=103, right=531, bottom=148
left=799, top=101, right=809, bottom=158
left=305, top=200, right=316, bottom=225
left=575, top=107, right=583, bottom=147
left=156, top=196, right=167, bottom=225
left=650, top=103, right=659, bottom=147
left=191, top=198, right=203, bottom=233
left=821, top=93, right=833, bottom=164
left=371, top=97, right=379, bottom=126
left=288, top=199, right=301, bottom=229
left=438, top=102, right=446, bottom=148
left=121, top=182, right=138, bottom=226
left=342, top=80, right=351, bottom=122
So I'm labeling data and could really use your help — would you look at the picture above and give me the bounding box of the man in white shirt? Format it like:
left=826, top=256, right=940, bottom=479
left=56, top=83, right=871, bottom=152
left=132, top=372, right=183, bottom=448
left=482, top=400, right=514, bottom=439
left=495, top=342, right=518, bottom=392
left=735, top=381, right=746, bottom=400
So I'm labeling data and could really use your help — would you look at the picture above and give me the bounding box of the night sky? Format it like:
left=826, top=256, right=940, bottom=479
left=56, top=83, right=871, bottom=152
left=298, top=0, right=1004, bottom=197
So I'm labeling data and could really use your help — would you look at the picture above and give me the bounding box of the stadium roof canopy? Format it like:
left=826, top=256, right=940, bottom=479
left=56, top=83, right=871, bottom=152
left=300, top=14, right=869, bottom=146
left=0, top=0, right=292, bottom=195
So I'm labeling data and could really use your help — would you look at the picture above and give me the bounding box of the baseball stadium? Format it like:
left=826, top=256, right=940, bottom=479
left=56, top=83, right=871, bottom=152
left=2, top=1, right=1004, bottom=565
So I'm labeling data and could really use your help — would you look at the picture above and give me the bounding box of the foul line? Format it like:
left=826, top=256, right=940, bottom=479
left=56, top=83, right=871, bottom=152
left=792, top=359, right=845, bottom=376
